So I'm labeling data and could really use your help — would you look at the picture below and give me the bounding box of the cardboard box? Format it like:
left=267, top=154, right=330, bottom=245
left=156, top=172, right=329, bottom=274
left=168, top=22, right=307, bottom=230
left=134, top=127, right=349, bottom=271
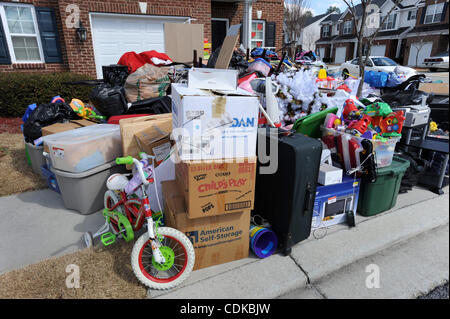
left=162, top=180, right=250, bottom=270
left=188, top=68, right=238, bottom=91
left=171, top=83, right=259, bottom=160
left=119, top=114, right=172, bottom=167
left=134, top=123, right=173, bottom=166
left=164, top=23, right=204, bottom=63
left=318, top=163, right=343, bottom=186
left=175, top=156, right=257, bottom=219
left=42, top=119, right=97, bottom=152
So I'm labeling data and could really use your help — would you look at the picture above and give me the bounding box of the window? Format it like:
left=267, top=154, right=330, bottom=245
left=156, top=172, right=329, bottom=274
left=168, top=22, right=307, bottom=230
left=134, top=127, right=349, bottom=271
left=425, top=2, right=445, bottom=24
left=250, top=20, right=265, bottom=49
left=408, top=10, right=417, bottom=21
left=343, top=21, right=353, bottom=35
left=351, top=58, right=359, bottom=65
left=0, top=4, right=43, bottom=63
left=381, top=14, right=397, bottom=30
left=371, top=57, right=398, bottom=66
left=323, top=25, right=330, bottom=37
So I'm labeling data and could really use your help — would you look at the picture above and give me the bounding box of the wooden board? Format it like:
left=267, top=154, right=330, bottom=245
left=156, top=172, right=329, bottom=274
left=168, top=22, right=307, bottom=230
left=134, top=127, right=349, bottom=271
left=164, top=23, right=204, bottom=63
left=214, top=24, right=241, bottom=69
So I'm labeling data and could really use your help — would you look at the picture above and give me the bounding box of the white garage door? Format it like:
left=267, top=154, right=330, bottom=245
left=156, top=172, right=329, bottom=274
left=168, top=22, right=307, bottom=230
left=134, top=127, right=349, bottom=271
left=371, top=45, right=386, bottom=57
left=319, top=47, right=325, bottom=59
left=335, top=47, right=347, bottom=64
left=408, top=42, right=433, bottom=67
left=90, top=13, right=186, bottom=78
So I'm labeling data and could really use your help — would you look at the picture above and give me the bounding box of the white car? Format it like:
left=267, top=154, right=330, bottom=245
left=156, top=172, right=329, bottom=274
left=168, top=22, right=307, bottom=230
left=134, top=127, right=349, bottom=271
left=423, top=51, right=449, bottom=72
left=339, top=56, right=417, bottom=79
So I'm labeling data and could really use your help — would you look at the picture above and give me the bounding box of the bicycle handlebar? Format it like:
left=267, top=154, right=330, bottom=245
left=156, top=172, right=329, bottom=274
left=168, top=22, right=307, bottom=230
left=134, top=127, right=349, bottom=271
left=115, top=154, right=151, bottom=186
left=115, top=156, right=134, bottom=165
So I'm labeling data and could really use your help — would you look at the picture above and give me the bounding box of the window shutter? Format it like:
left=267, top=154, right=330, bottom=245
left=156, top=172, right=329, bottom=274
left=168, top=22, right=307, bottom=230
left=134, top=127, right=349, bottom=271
left=265, top=22, right=276, bottom=48
left=35, top=7, right=62, bottom=63
left=420, top=7, right=426, bottom=24
left=0, top=16, right=11, bottom=64
left=441, top=2, right=448, bottom=22
left=393, top=14, right=397, bottom=28
left=240, top=22, right=243, bottom=44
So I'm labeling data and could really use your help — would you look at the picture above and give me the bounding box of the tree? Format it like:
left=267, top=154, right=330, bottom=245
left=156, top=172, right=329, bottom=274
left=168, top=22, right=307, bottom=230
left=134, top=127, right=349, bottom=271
left=326, top=6, right=341, bottom=14
left=284, top=0, right=311, bottom=58
left=411, top=40, right=427, bottom=67
left=342, top=0, right=402, bottom=97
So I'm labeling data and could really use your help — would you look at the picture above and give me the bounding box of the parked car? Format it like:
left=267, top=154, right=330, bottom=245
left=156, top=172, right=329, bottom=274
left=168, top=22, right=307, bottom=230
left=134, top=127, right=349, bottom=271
left=423, top=51, right=449, bottom=72
left=339, top=56, right=417, bottom=79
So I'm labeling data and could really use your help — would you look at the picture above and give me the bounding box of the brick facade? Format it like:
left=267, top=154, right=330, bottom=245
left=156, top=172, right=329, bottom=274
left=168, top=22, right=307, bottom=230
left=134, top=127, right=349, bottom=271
left=1, top=0, right=284, bottom=77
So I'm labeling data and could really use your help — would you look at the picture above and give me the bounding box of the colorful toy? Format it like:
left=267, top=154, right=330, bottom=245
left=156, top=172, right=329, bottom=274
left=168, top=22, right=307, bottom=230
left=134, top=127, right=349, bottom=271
left=70, top=98, right=106, bottom=121
left=364, top=102, right=392, bottom=118
left=84, top=152, right=195, bottom=290
left=343, top=99, right=362, bottom=122
left=347, top=114, right=372, bottom=136
left=379, top=111, right=405, bottom=137
left=325, top=113, right=342, bottom=129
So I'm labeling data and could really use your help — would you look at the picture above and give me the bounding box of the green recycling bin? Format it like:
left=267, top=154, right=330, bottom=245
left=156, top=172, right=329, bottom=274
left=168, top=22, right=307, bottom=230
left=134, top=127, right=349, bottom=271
left=357, top=156, right=410, bottom=217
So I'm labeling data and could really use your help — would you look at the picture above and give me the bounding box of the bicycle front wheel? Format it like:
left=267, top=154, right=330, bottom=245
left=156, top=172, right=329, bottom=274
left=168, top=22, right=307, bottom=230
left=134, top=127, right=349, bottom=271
left=131, top=227, right=195, bottom=290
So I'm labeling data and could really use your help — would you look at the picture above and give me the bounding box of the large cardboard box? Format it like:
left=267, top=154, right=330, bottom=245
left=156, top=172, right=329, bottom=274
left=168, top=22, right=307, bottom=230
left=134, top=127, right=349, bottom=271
left=175, top=156, right=257, bottom=219
left=171, top=83, right=259, bottom=160
left=42, top=119, right=97, bottom=152
left=164, top=23, right=204, bottom=63
left=119, top=114, right=172, bottom=168
left=162, top=180, right=250, bottom=270
left=134, top=124, right=173, bottom=166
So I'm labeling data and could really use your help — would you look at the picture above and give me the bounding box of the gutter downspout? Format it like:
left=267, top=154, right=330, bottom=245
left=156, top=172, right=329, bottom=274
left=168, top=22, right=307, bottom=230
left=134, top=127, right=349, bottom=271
left=243, top=0, right=255, bottom=50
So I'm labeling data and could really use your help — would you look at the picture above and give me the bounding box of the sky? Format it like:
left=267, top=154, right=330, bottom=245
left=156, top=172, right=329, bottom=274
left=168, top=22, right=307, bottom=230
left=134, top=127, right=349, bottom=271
left=303, top=0, right=352, bottom=16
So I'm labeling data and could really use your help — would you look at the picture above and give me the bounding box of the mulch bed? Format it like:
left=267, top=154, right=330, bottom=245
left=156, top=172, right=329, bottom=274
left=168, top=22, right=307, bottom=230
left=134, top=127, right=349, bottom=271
left=0, top=117, right=22, bottom=134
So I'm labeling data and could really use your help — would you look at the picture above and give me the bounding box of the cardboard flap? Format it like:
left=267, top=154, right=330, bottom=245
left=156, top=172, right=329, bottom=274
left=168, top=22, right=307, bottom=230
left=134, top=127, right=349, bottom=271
left=215, top=24, right=241, bottom=69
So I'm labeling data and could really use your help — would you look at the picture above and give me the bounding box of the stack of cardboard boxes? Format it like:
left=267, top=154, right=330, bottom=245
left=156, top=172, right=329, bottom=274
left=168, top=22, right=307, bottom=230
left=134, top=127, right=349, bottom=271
left=162, top=78, right=260, bottom=270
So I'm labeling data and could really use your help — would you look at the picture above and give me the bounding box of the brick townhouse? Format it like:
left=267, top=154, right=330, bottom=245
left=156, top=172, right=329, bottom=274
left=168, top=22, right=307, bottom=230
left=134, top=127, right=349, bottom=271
left=0, top=0, right=284, bottom=78
left=315, top=0, right=449, bottom=66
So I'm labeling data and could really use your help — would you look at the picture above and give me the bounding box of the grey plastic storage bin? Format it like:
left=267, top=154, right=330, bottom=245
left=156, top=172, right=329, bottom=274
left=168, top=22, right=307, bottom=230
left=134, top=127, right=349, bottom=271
left=25, top=142, right=45, bottom=176
left=51, top=160, right=127, bottom=215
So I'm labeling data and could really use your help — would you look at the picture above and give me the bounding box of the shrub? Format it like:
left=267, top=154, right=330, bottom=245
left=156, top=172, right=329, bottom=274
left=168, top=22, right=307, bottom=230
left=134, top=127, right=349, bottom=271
left=0, top=72, right=95, bottom=117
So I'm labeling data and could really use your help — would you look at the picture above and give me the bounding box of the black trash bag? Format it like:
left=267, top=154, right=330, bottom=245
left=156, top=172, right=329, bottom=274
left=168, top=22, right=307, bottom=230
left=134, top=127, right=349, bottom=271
left=23, top=102, right=79, bottom=144
left=381, top=89, right=434, bottom=108
left=125, top=96, right=172, bottom=115
left=89, top=83, right=127, bottom=118
left=396, top=152, right=430, bottom=194
left=102, top=64, right=129, bottom=87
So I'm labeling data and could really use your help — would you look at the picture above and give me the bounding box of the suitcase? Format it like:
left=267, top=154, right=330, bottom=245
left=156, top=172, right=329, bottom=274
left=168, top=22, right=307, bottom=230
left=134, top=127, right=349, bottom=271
left=254, top=129, right=322, bottom=255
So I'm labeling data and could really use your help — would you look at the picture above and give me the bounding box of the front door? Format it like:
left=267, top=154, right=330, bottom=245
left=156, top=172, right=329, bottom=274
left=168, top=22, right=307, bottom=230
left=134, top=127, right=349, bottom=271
left=211, top=19, right=228, bottom=52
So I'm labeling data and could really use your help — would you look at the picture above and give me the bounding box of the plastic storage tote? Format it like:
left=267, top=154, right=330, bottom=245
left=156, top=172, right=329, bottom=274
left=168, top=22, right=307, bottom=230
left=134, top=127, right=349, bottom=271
left=321, top=126, right=400, bottom=168
left=294, top=107, right=338, bottom=138
left=25, top=142, right=46, bottom=176
left=357, top=156, right=410, bottom=217
left=51, top=160, right=127, bottom=215
left=43, top=124, right=122, bottom=173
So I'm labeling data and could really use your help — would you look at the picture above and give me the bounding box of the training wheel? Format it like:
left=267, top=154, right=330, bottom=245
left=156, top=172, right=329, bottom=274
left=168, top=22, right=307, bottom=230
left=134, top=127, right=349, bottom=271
left=83, top=231, right=94, bottom=248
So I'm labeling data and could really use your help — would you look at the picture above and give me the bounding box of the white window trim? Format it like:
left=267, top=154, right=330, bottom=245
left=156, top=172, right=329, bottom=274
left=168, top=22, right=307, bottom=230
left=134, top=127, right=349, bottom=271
left=408, top=9, right=417, bottom=21
left=381, top=14, right=397, bottom=31
left=343, top=21, right=353, bottom=35
left=323, top=25, right=330, bottom=37
left=0, top=2, right=45, bottom=64
left=425, top=2, right=445, bottom=24
left=250, top=19, right=265, bottom=49
left=211, top=17, right=229, bottom=31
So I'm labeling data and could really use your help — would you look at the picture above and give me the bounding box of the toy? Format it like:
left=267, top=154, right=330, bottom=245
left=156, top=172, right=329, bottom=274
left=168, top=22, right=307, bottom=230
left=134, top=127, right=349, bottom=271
left=347, top=114, right=372, bottom=136
left=70, top=98, right=106, bottom=122
left=325, top=113, right=342, bottom=129
left=84, top=152, right=195, bottom=290
left=364, top=102, right=392, bottom=118
left=343, top=99, right=362, bottom=122
left=379, top=111, right=405, bottom=137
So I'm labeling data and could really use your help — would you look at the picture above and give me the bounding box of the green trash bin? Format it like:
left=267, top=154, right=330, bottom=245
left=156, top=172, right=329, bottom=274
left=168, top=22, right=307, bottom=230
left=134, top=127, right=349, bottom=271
left=358, top=156, right=410, bottom=217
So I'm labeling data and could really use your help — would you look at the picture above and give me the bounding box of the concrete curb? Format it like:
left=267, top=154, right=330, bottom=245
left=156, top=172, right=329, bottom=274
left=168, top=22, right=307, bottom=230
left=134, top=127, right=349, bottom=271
left=152, top=189, right=449, bottom=299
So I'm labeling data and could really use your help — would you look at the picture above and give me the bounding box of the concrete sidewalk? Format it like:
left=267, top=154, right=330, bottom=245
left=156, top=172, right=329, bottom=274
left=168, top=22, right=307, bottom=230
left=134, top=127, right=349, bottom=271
left=0, top=185, right=448, bottom=299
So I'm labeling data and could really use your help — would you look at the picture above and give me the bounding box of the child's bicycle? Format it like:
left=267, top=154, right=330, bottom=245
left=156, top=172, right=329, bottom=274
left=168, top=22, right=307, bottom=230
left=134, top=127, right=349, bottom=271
left=83, top=152, right=195, bottom=290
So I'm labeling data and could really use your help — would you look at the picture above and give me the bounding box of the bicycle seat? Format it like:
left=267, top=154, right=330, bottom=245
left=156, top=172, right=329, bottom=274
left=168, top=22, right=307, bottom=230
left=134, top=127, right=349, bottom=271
left=106, top=174, right=129, bottom=191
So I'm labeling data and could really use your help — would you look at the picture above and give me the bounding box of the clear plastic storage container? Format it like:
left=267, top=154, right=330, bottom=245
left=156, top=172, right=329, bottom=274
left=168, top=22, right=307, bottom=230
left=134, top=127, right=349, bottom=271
left=42, top=124, right=122, bottom=173
left=321, top=126, right=400, bottom=168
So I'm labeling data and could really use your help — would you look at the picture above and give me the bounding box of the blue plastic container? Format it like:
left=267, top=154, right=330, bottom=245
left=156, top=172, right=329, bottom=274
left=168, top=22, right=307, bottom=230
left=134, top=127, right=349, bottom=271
left=249, top=226, right=278, bottom=258
left=40, top=164, right=61, bottom=194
